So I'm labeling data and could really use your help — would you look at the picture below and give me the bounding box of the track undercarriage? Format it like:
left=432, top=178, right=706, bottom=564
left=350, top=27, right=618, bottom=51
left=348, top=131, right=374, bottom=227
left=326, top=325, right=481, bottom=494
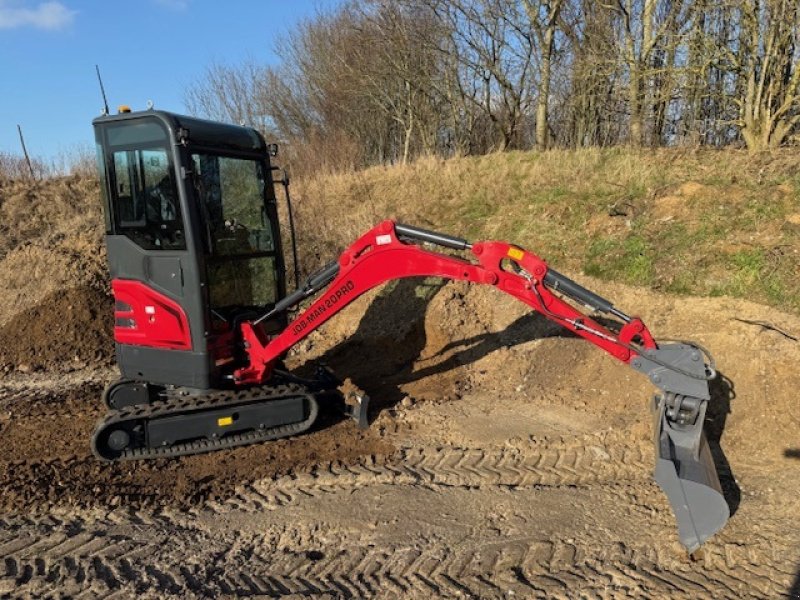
left=93, top=381, right=317, bottom=461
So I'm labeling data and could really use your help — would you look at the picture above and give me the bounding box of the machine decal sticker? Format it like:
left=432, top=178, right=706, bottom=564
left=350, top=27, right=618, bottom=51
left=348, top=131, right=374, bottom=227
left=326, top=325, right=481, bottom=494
left=291, top=280, right=356, bottom=336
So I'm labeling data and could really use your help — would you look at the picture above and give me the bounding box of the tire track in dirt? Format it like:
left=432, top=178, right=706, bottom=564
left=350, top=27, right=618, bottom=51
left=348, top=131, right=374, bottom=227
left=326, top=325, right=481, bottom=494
left=2, top=521, right=788, bottom=599
left=0, top=510, right=203, bottom=598
left=1, top=442, right=793, bottom=599
left=210, top=438, right=654, bottom=514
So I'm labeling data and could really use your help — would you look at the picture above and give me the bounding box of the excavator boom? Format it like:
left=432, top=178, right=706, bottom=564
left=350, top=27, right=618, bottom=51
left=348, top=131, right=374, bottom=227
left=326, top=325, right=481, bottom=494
left=238, top=221, right=651, bottom=381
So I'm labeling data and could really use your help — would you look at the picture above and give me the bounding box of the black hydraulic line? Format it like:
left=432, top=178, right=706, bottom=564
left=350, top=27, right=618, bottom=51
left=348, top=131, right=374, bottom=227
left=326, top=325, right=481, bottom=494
left=305, top=260, right=340, bottom=291
left=280, top=171, right=301, bottom=288
left=543, top=267, right=631, bottom=322
left=395, top=223, right=472, bottom=251
left=254, top=260, right=340, bottom=325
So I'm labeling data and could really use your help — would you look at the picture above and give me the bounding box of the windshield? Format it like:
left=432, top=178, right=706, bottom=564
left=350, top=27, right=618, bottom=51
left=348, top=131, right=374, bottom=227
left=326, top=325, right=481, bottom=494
left=191, top=153, right=278, bottom=310
left=191, top=154, right=275, bottom=256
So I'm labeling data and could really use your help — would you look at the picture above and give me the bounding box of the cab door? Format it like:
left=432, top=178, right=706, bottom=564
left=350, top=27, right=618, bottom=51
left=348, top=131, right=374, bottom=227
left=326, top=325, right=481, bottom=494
left=188, top=151, right=286, bottom=329
left=95, top=117, right=213, bottom=388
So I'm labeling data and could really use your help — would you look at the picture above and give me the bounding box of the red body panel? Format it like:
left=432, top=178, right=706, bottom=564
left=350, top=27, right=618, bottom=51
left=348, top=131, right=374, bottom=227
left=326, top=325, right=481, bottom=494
left=234, top=220, right=658, bottom=384
left=112, top=279, right=192, bottom=351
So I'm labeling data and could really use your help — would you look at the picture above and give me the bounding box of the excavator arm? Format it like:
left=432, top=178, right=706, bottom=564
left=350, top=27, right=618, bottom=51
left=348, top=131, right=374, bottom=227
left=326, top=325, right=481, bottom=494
left=237, top=220, right=729, bottom=552
left=237, top=220, right=657, bottom=380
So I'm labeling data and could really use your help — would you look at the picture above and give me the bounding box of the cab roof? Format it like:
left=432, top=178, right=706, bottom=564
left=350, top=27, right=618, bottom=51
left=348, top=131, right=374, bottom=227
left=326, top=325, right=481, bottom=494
left=93, top=109, right=267, bottom=154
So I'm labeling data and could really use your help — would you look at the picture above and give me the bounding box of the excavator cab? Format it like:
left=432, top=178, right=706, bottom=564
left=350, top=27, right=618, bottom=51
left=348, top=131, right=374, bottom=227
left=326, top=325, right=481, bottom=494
left=93, top=108, right=288, bottom=392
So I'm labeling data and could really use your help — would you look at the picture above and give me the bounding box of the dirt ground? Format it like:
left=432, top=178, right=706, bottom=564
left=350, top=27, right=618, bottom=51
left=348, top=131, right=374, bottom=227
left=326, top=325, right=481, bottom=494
left=0, top=272, right=799, bottom=598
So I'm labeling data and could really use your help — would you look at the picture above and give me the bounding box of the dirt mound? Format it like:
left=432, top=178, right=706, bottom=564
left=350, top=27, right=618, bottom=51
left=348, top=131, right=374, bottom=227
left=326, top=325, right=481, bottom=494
left=293, top=276, right=800, bottom=461
left=0, top=286, right=114, bottom=373
left=0, top=176, right=101, bottom=259
left=0, top=176, right=106, bottom=328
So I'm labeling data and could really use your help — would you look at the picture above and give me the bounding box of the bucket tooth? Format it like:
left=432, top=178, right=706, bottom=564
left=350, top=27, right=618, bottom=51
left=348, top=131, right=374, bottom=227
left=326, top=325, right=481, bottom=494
left=344, top=393, right=370, bottom=429
left=653, top=394, right=729, bottom=552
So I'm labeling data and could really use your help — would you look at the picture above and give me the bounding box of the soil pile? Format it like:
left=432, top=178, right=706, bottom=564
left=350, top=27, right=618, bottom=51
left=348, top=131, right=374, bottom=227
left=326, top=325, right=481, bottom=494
left=0, top=176, right=111, bottom=373
left=0, top=176, right=106, bottom=329
left=0, top=286, right=113, bottom=372
left=293, top=276, right=800, bottom=462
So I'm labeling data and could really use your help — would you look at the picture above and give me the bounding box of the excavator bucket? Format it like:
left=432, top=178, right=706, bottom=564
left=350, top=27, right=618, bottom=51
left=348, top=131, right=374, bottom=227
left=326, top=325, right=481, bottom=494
left=652, top=395, right=729, bottom=552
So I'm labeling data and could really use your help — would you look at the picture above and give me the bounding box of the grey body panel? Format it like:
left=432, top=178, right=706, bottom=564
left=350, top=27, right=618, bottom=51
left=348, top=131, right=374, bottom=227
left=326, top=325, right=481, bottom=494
left=107, top=235, right=213, bottom=388
left=147, top=256, right=184, bottom=297
left=116, top=345, right=211, bottom=388
left=107, top=237, right=192, bottom=303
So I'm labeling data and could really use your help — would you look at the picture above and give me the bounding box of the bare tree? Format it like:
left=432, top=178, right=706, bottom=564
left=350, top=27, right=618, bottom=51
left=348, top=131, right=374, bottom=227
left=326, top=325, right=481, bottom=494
left=184, top=60, right=272, bottom=133
left=182, top=0, right=800, bottom=174
left=597, top=0, right=691, bottom=145
left=423, top=0, right=537, bottom=151
left=734, top=0, right=800, bottom=151
left=524, top=0, right=564, bottom=149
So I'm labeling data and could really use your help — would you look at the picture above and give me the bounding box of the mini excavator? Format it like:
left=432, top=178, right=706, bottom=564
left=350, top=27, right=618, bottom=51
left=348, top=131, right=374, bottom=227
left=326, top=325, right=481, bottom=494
left=92, top=108, right=729, bottom=551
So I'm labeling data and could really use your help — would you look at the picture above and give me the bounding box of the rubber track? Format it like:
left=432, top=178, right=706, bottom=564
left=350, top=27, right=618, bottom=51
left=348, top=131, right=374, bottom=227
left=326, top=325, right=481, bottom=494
left=91, top=383, right=319, bottom=460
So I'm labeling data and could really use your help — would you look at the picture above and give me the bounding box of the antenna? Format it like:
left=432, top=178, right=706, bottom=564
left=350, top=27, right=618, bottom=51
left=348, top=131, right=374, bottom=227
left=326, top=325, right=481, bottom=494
left=16, top=125, right=36, bottom=181
left=95, top=64, right=110, bottom=115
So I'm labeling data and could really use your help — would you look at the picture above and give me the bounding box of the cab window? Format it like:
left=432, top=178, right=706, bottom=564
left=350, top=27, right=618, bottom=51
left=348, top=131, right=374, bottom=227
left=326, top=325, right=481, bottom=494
left=107, top=122, right=185, bottom=250
left=191, top=153, right=278, bottom=309
left=191, top=154, right=274, bottom=256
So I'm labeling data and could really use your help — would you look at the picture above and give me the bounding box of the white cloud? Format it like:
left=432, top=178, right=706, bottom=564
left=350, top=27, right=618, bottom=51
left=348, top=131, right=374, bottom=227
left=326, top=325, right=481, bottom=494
left=153, top=0, right=190, bottom=10
left=0, top=1, right=76, bottom=30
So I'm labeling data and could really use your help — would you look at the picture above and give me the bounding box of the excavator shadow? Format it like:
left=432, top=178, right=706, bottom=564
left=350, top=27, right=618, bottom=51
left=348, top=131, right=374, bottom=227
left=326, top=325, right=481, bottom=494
left=306, top=278, right=743, bottom=527
left=705, top=372, right=741, bottom=518
left=307, top=277, right=575, bottom=420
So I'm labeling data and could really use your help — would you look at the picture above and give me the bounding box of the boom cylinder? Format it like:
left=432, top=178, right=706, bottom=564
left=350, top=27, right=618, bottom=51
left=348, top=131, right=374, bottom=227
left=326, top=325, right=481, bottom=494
left=395, top=223, right=472, bottom=251
left=255, top=260, right=340, bottom=324
left=543, top=268, right=630, bottom=322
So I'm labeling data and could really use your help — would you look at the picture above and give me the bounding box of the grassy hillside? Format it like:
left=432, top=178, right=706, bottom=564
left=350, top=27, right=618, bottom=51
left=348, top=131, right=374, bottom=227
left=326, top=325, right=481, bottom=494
left=1, top=147, right=797, bottom=329
left=292, top=147, right=800, bottom=315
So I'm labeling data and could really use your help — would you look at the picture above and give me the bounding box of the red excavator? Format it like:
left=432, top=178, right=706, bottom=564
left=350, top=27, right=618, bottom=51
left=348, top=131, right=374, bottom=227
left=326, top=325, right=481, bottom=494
left=91, top=107, right=728, bottom=552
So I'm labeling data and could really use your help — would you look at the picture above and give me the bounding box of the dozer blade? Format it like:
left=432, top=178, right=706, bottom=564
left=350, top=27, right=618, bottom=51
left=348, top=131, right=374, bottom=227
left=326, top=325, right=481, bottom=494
left=652, top=395, right=729, bottom=552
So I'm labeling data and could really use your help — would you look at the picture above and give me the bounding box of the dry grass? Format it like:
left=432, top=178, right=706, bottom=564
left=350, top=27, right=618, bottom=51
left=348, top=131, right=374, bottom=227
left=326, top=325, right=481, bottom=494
left=291, top=146, right=800, bottom=314
left=0, top=176, right=107, bottom=327
left=1, top=146, right=796, bottom=330
left=0, top=151, right=47, bottom=181
left=0, top=145, right=96, bottom=181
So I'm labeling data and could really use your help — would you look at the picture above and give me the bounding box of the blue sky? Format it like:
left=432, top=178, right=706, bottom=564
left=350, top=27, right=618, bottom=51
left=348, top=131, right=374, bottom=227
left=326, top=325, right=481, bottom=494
left=0, top=0, right=341, bottom=161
